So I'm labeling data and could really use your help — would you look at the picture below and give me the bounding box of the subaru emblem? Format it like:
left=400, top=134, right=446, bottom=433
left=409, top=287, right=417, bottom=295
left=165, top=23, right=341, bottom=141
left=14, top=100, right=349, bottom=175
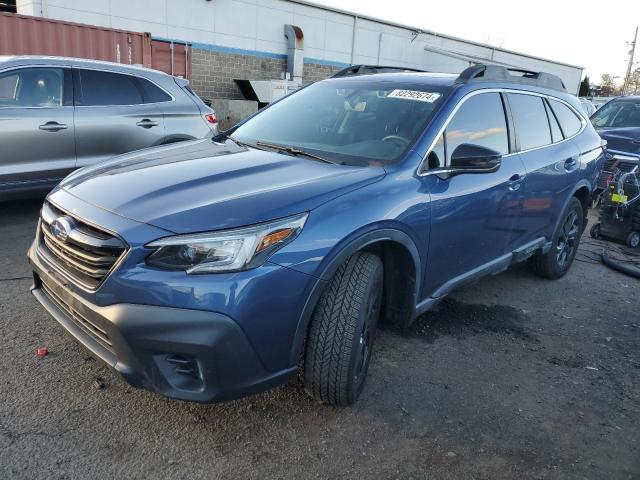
left=50, top=216, right=73, bottom=242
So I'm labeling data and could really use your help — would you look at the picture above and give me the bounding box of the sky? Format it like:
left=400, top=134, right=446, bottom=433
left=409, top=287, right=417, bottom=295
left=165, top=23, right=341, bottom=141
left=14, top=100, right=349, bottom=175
left=313, top=0, right=640, bottom=85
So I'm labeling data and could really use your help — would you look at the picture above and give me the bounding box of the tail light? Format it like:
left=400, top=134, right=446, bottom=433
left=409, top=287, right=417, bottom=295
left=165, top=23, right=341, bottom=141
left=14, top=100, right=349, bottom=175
left=204, top=113, right=217, bottom=124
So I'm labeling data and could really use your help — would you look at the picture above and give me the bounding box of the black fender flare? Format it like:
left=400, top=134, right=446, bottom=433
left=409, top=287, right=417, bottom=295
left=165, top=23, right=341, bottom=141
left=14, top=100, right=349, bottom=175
left=548, top=181, right=592, bottom=244
left=557, top=181, right=592, bottom=236
left=287, top=228, right=422, bottom=366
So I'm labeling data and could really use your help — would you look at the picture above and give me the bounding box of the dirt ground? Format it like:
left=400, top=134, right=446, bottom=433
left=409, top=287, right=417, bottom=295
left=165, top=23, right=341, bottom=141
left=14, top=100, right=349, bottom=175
left=0, top=199, right=638, bottom=480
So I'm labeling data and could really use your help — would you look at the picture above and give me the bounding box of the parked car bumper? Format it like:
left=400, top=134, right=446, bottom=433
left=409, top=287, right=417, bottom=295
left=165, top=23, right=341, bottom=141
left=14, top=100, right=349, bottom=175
left=28, top=242, right=298, bottom=403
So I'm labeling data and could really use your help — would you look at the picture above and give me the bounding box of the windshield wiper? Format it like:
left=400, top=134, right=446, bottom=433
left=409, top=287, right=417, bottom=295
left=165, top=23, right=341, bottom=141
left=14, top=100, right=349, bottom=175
left=255, top=141, right=336, bottom=164
left=212, top=132, right=253, bottom=149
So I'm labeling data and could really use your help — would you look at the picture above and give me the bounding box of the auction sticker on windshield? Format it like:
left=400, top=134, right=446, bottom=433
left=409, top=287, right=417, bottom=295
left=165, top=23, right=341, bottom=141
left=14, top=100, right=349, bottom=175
left=387, top=90, right=441, bottom=102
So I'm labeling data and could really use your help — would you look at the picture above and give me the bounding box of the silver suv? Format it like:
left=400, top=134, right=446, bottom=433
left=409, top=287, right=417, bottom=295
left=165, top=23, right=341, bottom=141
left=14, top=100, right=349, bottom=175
left=0, top=56, right=218, bottom=198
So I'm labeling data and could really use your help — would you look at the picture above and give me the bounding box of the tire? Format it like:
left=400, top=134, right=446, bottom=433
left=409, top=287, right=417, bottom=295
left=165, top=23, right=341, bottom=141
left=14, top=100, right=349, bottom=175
left=626, top=231, right=640, bottom=248
left=590, top=223, right=601, bottom=239
left=304, top=252, right=383, bottom=406
left=528, top=197, right=584, bottom=279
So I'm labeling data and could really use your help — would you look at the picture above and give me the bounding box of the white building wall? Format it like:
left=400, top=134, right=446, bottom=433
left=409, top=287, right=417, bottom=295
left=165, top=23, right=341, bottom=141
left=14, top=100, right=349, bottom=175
left=17, top=0, right=583, bottom=92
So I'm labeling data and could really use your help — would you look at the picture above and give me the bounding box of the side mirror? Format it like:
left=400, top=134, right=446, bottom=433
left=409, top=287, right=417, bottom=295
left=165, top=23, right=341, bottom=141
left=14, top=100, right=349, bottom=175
left=434, top=144, right=502, bottom=179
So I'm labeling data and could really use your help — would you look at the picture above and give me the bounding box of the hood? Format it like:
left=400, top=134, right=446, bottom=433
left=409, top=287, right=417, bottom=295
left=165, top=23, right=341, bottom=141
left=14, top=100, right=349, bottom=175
left=60, top=139, right=386, bottom=234
left=597, top=127, right=640, bottom=156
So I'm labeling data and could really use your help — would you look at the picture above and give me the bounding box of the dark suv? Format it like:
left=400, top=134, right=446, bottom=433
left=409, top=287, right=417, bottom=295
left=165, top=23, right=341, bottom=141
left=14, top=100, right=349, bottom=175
left=28, top=65, right=604, bottom=406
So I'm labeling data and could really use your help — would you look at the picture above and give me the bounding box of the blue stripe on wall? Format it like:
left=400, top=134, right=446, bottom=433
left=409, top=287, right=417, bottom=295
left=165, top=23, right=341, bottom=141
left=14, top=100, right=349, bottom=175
left=152, top=36, right=350, bottom=68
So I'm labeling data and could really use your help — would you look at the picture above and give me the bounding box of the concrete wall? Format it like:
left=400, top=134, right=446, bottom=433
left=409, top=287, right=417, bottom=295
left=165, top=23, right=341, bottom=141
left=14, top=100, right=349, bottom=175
left=17, top=0, right=584, bottom=93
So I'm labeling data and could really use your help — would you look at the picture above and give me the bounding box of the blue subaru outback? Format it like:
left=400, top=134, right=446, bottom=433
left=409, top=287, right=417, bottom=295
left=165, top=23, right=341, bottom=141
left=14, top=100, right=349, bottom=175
left=28, top=65, right=605, bottom=406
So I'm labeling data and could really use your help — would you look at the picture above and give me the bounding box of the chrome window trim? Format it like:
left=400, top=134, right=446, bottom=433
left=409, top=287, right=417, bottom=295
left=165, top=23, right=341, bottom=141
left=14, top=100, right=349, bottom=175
left=0, top=65, right=69, bottom=110
left=74, top=65, right=175, bottom=107
left=0, top=63, right=176, bottom=108
left=417, top=88, right=588, bottom=177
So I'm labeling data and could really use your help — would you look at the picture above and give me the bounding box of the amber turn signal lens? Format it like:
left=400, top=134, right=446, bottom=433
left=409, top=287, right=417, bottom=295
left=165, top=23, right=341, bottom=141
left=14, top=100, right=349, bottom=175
left=256, top=228, right=294, bottom=254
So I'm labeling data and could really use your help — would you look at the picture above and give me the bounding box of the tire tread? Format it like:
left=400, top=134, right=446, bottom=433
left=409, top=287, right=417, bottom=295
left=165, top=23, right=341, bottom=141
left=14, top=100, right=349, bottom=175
left=304, top=252, right=381, bottom=405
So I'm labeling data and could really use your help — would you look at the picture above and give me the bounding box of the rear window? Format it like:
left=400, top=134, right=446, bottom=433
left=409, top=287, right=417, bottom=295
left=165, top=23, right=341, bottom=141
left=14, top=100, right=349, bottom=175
left=507, top=94, right=551, bottom=151
left=548, top=99, right=583, bottom=137
left=77, top=70, right=143, bottom=106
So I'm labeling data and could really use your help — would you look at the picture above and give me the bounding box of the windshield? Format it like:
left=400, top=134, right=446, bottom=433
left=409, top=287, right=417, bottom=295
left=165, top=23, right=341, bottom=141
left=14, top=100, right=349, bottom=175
left=232, top=79, right=451, bottom=166
left=591, top=99, right=640, bottom=129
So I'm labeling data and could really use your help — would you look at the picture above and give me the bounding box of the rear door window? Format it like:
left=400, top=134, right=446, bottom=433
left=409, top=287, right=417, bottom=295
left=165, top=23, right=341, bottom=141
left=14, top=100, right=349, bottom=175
left=444, top=92, right=509, bottom=164
left=0, top=68, right=65, bottom=107
left=507, top=94, right=552, bottom=151
left=77, top=69, right=143, bottom=106
left=548, top=99, right=583, bottom=137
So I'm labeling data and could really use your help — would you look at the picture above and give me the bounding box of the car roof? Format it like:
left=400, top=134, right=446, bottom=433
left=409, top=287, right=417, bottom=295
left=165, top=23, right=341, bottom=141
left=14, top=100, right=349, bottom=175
left=610, top=96, right=640, bottom=102
left=320, top=71, right=575, bottom=98
left=324, top=64, right=571, bottom=96
left=0, top=55, right=169, bottom=78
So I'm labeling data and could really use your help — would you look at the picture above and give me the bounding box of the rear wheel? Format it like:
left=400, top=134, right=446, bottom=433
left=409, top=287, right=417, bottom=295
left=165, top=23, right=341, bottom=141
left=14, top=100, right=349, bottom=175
left=304, top=252, right=383, bottom=406
left=528, top=197, right=584, bottom=279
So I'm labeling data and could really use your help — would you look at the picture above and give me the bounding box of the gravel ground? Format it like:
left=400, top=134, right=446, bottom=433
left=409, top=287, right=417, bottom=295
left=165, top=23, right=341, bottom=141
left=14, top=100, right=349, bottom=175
left=0, top=198, right=639, bottom=480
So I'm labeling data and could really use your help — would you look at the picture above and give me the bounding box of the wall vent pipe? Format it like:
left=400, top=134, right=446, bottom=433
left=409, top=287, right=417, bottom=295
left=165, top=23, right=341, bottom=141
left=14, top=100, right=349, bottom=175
left=284, top=24, right=304, bottom=83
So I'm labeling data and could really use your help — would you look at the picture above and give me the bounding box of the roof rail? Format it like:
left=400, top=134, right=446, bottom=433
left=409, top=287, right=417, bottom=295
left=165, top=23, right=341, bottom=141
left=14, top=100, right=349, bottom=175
left=330, top=64, right=426, bottom=78
left=455, top=64, right=566, bottom=92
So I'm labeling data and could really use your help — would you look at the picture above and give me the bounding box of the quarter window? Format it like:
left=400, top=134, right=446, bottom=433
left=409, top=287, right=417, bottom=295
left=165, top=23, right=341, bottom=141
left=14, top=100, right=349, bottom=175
left=548, top=99, right=583, bottom=137
left=77, top=70, right=143, bottom=106
left=507, top=94, right=551, bottom=150
left=138, top=77, right=172, bottom=103
left=0, top=68, right=64, bottom=108
left=444, top=92, right=509, bottom=164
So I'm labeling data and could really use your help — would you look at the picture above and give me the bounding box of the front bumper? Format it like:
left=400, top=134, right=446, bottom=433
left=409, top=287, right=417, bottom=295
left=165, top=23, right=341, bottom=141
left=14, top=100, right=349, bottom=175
left=28, top=246, right=296, bottom=402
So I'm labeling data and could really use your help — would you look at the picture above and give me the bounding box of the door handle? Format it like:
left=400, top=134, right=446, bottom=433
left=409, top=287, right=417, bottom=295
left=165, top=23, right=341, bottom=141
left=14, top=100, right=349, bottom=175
left=564, top=157, right=578, bottom=171
left=508, top=174, right=525, bottom=191
left=136, top=119, right=159, bottom=128
left=39, top=121, right=68, bottom=132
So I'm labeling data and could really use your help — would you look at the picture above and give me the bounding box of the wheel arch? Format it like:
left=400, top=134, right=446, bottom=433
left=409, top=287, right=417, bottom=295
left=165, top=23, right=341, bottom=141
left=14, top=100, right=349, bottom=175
left=572, top=183, right=591, bottom=214
left=288, top=228, right=422, bottom=366
left=551, top=181, right=591, bottom=241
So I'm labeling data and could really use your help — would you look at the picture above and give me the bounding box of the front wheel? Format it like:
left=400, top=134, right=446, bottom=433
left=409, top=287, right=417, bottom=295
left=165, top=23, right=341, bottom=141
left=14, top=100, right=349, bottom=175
left=626, top=231, right=640, bottom=248
left=304, top=252, right=383, bottom=406
left=528, top=197, right=584, bottom=279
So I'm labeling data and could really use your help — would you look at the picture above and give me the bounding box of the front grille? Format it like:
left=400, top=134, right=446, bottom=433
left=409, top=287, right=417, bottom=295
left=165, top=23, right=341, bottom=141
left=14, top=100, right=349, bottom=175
left=37, top=202, right=127, bottom=290
left=597, top=157, right=640, bottom=190
left=41, top=280, right=113, bottom=353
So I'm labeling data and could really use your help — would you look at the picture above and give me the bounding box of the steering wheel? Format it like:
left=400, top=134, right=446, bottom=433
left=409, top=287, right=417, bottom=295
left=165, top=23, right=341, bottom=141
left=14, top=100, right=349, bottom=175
left=382, top=135, right=410, bottom=147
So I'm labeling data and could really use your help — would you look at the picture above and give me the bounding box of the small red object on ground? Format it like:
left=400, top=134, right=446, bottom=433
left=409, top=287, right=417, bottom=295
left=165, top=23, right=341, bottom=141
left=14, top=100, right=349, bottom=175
left=37, top=347, right=48, bottom=358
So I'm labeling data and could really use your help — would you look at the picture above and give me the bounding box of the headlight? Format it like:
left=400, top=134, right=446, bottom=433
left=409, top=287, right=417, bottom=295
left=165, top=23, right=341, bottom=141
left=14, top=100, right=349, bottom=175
left=146, top=213, right=308, bottom=274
